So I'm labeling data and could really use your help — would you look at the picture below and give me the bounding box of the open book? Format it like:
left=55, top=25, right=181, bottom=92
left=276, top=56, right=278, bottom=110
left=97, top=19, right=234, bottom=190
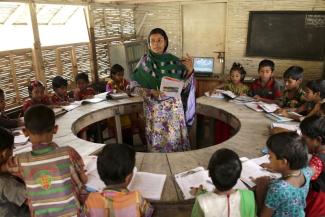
left=240, top=158, right=281, bottom=188
left=175, top=167, right=247, bottom=200
left=84, top=156, right=166, bottom=200
left=160, top=76, right=184, bottom=98
left=265, top=113, right=293, bottom=123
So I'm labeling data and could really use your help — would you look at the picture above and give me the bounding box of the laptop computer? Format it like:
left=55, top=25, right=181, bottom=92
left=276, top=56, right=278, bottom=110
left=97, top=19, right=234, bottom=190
left=193, top=57, right=214, bottom=76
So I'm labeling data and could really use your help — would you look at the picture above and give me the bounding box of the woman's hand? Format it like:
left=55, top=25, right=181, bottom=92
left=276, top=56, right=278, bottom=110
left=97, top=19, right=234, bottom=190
left=181, top=53, right=194, bottom=78
left=151, top=89, right=165, bottom=99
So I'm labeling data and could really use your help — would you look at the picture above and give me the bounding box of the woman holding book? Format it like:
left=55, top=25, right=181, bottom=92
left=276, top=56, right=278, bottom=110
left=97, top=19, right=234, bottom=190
left=131, top=28, right=195, bottom=152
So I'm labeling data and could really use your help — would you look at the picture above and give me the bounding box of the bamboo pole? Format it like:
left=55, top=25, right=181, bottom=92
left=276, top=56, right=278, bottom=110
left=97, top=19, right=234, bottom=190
left=56, top=48, right=63, bottom=75
left=9, top=54, right=21, bottom=104
left=84, top=5, right=99, bottom=82
left=28, top=0, right=47, bottom=90
left=71, top=46, right=78, bottom=79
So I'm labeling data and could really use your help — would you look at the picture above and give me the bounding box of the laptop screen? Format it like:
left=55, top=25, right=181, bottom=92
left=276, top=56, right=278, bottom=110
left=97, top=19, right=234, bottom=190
left=193, top=57, right=214, bottom=74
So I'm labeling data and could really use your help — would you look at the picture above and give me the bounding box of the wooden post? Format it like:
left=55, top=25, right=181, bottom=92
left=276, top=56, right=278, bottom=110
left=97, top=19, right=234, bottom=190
left=28, top=0, right=46, bottom=90
left=9, top=54, right=21, bottom=104
left=71, top=46, right=78, bottom=79
left=84, top=5, right=99, bottom=82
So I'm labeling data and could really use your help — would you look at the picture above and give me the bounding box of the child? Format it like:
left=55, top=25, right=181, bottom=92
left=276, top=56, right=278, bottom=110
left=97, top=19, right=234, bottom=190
left=300, top=116, right=325, bottom=216
left=212, top=62, right=249, bottom=96
left=106, top=64, right=134, bottom=145
left=278, top=80, right=325, bottom=121
left=280, top=66, right=305, bottom=109
left=249, top=59, right=282, bottom=103
left=51, top=75, right=71, bottom=106
left=73, top=72, right=95, bottom=100
left=85, top=143, right=154, bottom=217
left=191, top=148, right=256, bottom=217
left=255, top=132, right=312, bottom=217
left=0, top=127, right=29, bottom=217
left=0, top=88, right=24, bottom=129
left=7, top=105, right=87, bottom=216
left=106, top=64, right=130, bottom=93
left=22, top=80, right=51, bottom=113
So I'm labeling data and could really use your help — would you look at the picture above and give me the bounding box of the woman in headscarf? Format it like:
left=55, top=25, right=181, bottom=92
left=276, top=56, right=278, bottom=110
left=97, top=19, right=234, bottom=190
left=131, top=28, right=195, bottom=152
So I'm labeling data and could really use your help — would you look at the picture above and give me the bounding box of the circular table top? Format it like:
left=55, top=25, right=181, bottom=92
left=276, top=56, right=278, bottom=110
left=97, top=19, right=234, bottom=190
left=54, top=96, right=272, bottom=202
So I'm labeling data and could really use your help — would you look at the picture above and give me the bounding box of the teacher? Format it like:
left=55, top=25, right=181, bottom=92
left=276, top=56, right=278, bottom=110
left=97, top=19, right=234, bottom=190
left=131, top=28, right=195, bottom=153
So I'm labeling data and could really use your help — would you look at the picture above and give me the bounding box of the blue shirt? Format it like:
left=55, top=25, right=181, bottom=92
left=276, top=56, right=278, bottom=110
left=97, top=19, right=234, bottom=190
left=265, top=167, right=313, bottom=217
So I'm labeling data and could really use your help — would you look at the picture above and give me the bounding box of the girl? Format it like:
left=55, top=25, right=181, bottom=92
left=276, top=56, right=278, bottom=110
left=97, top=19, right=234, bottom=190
left=300, top=116, right=325, bottom=216
left=73, top=72, right=95, bottom=101
left=191, top=148, right=255, bottom=217
left=255, top=132, right=312, bottom=217
left=22, top=80, right=51, bottom=113
left=51, top=76, right=71, bottom=106
left=212, top=62, right=249, bottom=96
left=106, top=64, right=130, bottom=93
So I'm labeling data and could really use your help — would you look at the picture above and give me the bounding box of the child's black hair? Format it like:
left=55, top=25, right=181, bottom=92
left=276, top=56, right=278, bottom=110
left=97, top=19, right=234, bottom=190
left=24, top=105, right=55, bottom=134
left=266, top=132, right=308, bottom=170
left=52, top=76, right=68, bottom=90
left=0, top=88, right=4, bottom=97
left=0, top=127, right=14, bottom=151
left=300, top=115, right=325, bottom=145
left=283, top=66, right=304, bottom=80
left=208, top=148, right=242, bottom=192
left=110, top=64, right=125, bottom=76
left=305, top=80, right=325, bottom=99
left=258, top=59, right=275, bottom=72
left=230, top=62, right=246, bottom=82
left=75, top=72, right=89, bottom=83
left=148, top=28, right=169, bottom=52
left=97, top=143, right=135, bottom=186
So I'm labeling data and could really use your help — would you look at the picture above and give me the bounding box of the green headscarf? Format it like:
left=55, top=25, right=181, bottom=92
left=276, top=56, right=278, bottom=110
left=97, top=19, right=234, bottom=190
left=132, top=49, right=187, bottom=90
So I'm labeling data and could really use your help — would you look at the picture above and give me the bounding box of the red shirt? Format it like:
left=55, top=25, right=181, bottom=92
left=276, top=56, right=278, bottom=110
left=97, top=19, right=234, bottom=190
left=73, top=87, right=95, bottom=101
left=22, top=96, right=51, bottom=113
left=51, top=93, right=71, bottom=106
left=249, top=77, right=282, bottom=100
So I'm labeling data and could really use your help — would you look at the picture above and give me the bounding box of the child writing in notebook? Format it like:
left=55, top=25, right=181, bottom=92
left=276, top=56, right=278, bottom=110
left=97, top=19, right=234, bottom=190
left=73, top=72, right=95, bottom=100
left=248, top=59, right=282, bottom=103
left=0, top=88, right=24, bottom=129
left=278, top=80, right=325, bottom=121
left=300, top=116, right=325, bottom=216
left=211, top=62, right=249, bottom=96
left=85, top=143, right=154, bottom=217
left=0, top=127, right=29, bottom=217
left=255, top=132, right=312, bottom=217
left=51, top=75, right=71, bottom=106
left=3, top=105, right=88, bottom=216
left=191, top=148, right=256, bottom=217
left=22, top=80, right=51, bottom=113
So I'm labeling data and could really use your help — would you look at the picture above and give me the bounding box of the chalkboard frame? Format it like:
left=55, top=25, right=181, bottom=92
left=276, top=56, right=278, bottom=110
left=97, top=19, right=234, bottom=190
left=246, top=11, right=325, bottom=61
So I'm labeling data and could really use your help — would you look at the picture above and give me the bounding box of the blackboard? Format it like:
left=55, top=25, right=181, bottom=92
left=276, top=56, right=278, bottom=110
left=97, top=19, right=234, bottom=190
left=246, top=11, right=325, bottom=61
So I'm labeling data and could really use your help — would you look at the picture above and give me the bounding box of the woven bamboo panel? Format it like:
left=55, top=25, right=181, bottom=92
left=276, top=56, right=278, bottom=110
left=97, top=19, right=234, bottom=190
left=95, top=40, right=110, bottom=79
left=0, top=49, right=36, bottom=108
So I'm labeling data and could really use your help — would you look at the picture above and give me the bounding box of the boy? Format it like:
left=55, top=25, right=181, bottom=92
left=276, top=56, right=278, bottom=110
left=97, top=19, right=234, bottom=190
left=0, top=88, right=24, bottom=129
left=6, top=105, right=87, bottom=216
left=85, top=143, right=154, bottom=217
left=0, top=127, right=29, bottom=217
left=281, top=66, right=305, bottom=109
left=191, top=148, right=255, bottom=217
left=73, top=72, right=95, bottom=100
left=51, top=76, right=71, bottom=106
left=249, top=59, right=282, bottom=103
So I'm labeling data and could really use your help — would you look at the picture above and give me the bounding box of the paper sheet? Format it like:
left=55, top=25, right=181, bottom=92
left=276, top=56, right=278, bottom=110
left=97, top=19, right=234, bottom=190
left=160, top=76, right=184, bottom=98
left=265, top=113, right=293, bottom=123
left=128, top=172, right=166, bottom=200
left=257, top=102, right=279, bottom=113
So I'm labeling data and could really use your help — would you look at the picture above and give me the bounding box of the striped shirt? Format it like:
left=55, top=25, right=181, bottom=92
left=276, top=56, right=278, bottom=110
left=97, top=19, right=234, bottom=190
left=15, top=143, right=86, bottom=217
left=85, top=188, right=154, bottom=217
